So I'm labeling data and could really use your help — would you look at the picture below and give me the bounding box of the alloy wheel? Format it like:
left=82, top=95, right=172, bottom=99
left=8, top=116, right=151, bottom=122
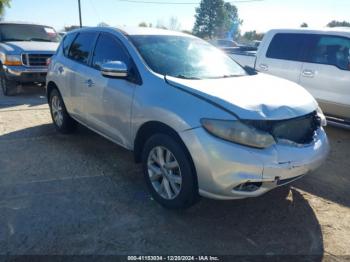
left=147, top=146, right=182, bottom=200
left=51, top=95, right=64, bottom=127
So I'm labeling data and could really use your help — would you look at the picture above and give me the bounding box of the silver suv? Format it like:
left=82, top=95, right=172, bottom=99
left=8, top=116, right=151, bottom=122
left=0, top=22, right=59, bottom=95
left=46, top=27, right=329, bottom=209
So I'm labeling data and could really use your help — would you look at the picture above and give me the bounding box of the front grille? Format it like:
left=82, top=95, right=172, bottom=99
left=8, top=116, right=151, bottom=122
left=22, top=53, right=52, bottom=67
left=244, top=111, right=320, bottom=145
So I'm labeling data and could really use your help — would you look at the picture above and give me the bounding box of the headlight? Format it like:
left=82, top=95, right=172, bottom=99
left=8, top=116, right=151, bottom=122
left=3, top=54, right=22, bottom=66
left=316, top=106, right=327, bottom=127
left=201, top=118, right=275, bottom=149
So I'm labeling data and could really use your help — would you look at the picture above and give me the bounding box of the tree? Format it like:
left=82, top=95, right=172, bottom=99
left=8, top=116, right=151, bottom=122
left=138, top=22, right=148, bottom=27
left=239, top=30, right=264, bottom=43
left=327, top=20, right=350, bottom=28
left=300, top=22, right=308, bottom=28
left=97, top=22, right=109, bottom=27
left=156, top=19, right=168, bottom=29
left=193, top=0, right=240, bottom=39
left=168, top=16, right=181, bottom=31
left=0, top=0, right=10, bottom=19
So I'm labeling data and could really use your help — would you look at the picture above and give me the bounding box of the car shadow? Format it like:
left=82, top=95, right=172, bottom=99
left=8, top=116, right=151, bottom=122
left=293, top=126, right=350, bottom=208
left=0, top=123, right=324, bottom=257
left=0, top=83, right=47, bottom=109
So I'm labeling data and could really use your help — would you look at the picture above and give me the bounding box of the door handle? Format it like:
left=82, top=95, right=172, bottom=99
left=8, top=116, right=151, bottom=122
left=302, top=69, right=315, bottom=78
left=259, top=63, right=269, bottom=71
left=58, top=66, right=64, bottom=74
left=84, top=79, right=95, bottom=87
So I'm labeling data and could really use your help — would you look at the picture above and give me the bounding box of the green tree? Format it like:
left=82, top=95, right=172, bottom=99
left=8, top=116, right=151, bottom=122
left=97, top=22, right=109, bottom=27
left=193, top=0, right=239, bottom=39
left=0, top=0, right=11, bottom=19
left=327, top=20, right=350, bottom=27
left=300, top=22, right=308, bottom=28
left=138, top=22, right=148, bottom=27
left=239, top=30, right=264, bottom=44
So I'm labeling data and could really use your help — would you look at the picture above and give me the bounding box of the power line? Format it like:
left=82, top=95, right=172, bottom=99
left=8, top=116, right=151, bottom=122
left=115, top=0, right=264, bottom=5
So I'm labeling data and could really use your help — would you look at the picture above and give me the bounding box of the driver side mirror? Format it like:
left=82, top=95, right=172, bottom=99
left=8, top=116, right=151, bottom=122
left=101, top=61, right=128, bottom=78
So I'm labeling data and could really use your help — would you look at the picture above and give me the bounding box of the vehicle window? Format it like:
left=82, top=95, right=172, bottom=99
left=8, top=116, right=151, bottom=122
left=310, top=35, right=350, bottom=70
left=266, top=33, right=305, bottom=61
left=68, top=32, right=97, bottom=65
left=130, top=35, right=246, bottom=79
left=92, top=33, right=130, bottom=70
left=0, top=24, right=60, bottom=42
left=62, top=33, right=76, bottom=57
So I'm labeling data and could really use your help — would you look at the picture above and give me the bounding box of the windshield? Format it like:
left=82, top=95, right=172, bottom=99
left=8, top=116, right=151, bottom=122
left=0, top=24, right=60, bottom=42
left=130, top=35, right=246, bottom=79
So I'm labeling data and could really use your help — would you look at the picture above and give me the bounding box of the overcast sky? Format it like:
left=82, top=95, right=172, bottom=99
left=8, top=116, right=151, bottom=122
left=4, top=0, right=350, bottom=33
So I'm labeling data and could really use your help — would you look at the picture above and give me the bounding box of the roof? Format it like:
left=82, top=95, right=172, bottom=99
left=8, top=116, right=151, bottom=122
left=0, top=21, right=55, bottom=28
left=115, top=26, right=193, bottom=37
left=267, top=27, right=350, bottom=37
left=73, top=25, right=194, bottom=38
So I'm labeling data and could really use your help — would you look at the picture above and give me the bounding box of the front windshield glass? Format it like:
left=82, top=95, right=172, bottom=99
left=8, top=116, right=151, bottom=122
left=130, top=35, right=246, bottom=79
left=0, top=24, right=60, bottom=42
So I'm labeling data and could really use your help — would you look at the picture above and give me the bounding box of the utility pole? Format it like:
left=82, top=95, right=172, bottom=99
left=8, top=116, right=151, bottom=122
left=78, top=0, right=82, bottom=28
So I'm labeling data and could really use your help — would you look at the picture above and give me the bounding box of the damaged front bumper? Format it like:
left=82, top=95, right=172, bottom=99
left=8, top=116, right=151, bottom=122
left=180, top=126, right=329, bottom=200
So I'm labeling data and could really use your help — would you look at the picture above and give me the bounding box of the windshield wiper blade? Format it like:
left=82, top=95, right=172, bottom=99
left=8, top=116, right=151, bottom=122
left=29, top=38, right=52, bottom=42
left=3, top=39, right=26, bottom=42
left=175, top=74, right=201, bottom=80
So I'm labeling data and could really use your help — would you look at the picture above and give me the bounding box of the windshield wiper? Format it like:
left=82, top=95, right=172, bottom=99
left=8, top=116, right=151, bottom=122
left=2, top=38, right=26, bottom=42
left=29, top=38, right=53, bottom=42
left=175, top=74, right=201, bottom=80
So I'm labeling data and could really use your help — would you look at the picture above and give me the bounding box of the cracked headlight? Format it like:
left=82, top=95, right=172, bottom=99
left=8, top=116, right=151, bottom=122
left=201, top=118, right=275, bottom=149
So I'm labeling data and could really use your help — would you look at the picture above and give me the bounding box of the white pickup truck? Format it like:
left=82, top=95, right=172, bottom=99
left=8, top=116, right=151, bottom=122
left=231, top=28, right=350, bottom=127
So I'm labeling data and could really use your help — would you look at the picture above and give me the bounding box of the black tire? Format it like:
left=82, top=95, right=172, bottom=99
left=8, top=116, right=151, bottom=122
left=49, top=88, right=77, bottom=134
left=142, top=134, right=199, bottom=209
left=0, top=75, right=17, bottom=96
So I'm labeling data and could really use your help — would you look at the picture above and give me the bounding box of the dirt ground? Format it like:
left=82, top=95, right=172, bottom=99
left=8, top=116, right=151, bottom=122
left=0, top=86, right=349, bottom=259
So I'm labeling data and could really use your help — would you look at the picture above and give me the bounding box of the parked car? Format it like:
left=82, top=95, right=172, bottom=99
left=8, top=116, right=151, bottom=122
left=46, top=27, right=329, bottom=209
left=211, top=38, right=257, bottom=54
left=211, top=39, right=239, bottom=48
left=0, top=22, right=60, bottom=96
left=230, top=28, right=350, bottom=127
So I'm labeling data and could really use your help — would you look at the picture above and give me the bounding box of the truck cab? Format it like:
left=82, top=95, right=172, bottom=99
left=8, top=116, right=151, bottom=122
left=0, top=22, right=60, bottom=96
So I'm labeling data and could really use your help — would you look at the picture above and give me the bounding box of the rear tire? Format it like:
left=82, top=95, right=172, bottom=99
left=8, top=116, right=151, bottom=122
left=49, top=88, right=77, bottom=134
left=142, top=134, right=199, bottom=209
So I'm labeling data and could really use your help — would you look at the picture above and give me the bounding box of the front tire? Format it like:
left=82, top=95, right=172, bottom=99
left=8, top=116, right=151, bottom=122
left=0, top=75, right=17, bottom=96
left=142, top=134, right=199, bottom=209
left=49, top=88, right=77, bottom=134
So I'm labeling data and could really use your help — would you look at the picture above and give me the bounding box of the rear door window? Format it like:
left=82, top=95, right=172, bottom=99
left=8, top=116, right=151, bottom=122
left=307, top=35, right=350, bottom=71
left=62, top=33, right=77, bottom=57
left=68, top=32, right=97, bottom=65
left=266, top=33, right=305, bottom=61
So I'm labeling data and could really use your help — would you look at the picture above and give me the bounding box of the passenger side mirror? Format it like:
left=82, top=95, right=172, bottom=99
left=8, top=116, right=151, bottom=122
left=101, top=61, right=128, bottom=78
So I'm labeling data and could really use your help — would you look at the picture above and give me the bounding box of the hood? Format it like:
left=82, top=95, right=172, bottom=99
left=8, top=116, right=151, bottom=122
left=0, top=41, right=59, bottom=54
left=166, top=73, right=318, bottom=120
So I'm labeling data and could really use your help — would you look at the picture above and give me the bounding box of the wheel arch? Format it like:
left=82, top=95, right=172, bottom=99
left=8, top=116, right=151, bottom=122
left=134, top=120, right=198, bottom=191
left=46, top=81, right=59, bottom=102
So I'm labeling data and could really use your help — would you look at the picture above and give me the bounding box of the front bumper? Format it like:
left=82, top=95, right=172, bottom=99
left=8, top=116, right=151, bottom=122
left=180, top=127, right=329, bottom=200
left=3, top=65, right=48, bottom=83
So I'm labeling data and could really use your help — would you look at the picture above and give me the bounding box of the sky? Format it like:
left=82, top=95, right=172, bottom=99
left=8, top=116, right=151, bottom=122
left=4, top=0, right=350, bottom=33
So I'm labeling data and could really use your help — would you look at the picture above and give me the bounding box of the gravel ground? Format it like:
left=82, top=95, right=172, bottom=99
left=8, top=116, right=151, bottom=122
left=0, top=86, right=349, bottom=259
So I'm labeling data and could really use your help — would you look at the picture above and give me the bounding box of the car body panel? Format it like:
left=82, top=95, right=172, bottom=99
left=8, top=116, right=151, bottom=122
left=46, top=26, right=330, bottom=200
left=230, top=28, right=350, bottom=121
left=166, top=73, right=318, bottom=120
